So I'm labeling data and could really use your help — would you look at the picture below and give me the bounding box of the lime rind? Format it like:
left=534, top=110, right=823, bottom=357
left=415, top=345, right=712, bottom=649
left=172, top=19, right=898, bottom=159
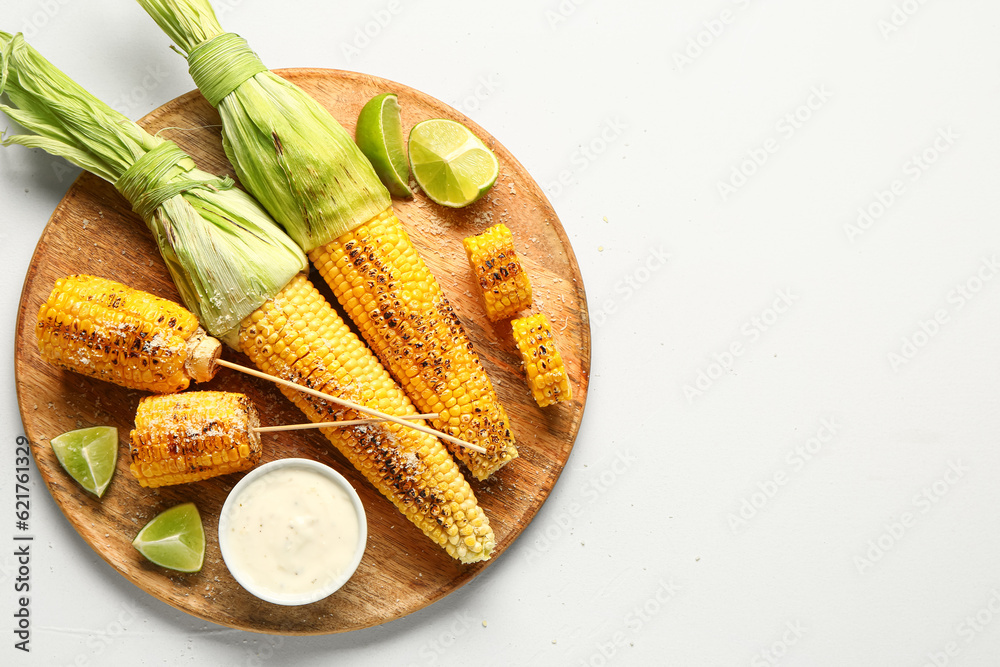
left=132, top=502, right=205, bottom=573
left=356, top=93, right=413, bottom=198
left=408, top=119, right=499, bottom=208
left=380, top=96, right=411, bottom=190
left=50, top=426, right=118, bottom=498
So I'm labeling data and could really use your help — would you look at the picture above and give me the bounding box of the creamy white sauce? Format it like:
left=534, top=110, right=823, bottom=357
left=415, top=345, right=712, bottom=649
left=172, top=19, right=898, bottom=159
left=225, top=466, right=360, bottom=599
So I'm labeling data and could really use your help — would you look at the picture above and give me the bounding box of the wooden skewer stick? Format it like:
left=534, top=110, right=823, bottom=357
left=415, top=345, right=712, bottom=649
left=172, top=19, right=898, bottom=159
left=215, top=359, right=488, bottom=455
left=255, top=414, right=437, bottom=433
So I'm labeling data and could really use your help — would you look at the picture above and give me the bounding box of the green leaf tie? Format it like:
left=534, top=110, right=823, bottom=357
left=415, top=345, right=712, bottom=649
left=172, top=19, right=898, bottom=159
left=114, top=140, right=234, bottom=224
left=188, top=33, right=268, bottom=107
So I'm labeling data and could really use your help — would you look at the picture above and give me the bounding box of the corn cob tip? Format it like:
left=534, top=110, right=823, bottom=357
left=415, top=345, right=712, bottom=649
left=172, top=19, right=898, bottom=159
left=184, top=328, right=222, bottom=383
left=459, top=534, right=496, bottom=564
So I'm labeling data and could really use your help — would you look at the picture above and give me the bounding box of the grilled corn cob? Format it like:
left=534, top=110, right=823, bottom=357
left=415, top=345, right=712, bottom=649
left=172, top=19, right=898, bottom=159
left=36, top=275, right=221, bottom=393
left=463, top=223, right=532, bottom=322
left=130, top=391, right=261, bottom=487
left=135, top=0, right=519, bottom=480
left=310, top=211, right=517, bottom=480
left=512, top=313, right=572, bottom=407
left=238, top=274, right=495, bottom=562
left=1, top=32, right=494, bottom=563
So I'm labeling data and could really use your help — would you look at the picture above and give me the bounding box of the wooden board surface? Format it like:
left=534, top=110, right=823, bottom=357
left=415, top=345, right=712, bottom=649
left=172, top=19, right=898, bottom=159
left=13, top=68, right=590, bottom=634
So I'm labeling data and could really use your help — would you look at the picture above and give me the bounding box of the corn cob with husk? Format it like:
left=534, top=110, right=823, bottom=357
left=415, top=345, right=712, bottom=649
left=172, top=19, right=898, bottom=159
left=130, top=391, right=262, bottom=487
left=136, top=0, right=518, bottom=480
left=0, top=32, right=494, bottom=562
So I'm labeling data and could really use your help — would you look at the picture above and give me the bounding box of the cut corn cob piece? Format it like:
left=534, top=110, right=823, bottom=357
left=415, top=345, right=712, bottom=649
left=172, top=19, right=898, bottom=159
left=129, top=391, right=261, bottom=488
left=309, top=209, right=518, bottom=481
left=35, top=275, right=221, bottom=393
left=238, top=274, right=495, bottom=563
left=512, top=313, right=572, bottom=407
left=463, top=223, right=532, bottom=322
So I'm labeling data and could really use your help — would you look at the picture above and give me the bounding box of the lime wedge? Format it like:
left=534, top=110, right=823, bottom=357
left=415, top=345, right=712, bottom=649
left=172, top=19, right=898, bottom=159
left=50, top=426, right=118, bottom=498
left=132, top=503, right=205, bottom=573
left=356, top=92, right=413, bottom=197
left=408, top=118, right=499, bottom=208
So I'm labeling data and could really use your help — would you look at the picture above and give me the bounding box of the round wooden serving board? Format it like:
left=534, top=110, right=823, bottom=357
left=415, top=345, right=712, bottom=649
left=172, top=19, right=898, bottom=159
left=13, top=69, right=590, bottom=634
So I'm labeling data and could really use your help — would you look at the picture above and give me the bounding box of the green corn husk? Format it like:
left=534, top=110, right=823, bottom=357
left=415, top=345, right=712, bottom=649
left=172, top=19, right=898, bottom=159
left=136, top=0, right=391, bottom=252
left=0, top=31, right=307, bottom=342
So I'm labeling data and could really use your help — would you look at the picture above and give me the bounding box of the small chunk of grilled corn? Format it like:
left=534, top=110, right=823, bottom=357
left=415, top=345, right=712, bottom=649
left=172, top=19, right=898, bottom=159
left=511, top=313, right=572, bottom=407
left=129, top=391, right=262, bottom=487
left=463, top=223, right=532, bottom=322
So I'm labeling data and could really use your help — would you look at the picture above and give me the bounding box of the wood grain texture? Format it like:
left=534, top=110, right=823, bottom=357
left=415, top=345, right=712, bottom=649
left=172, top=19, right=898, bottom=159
left=13, top=69, right=590, bottom=634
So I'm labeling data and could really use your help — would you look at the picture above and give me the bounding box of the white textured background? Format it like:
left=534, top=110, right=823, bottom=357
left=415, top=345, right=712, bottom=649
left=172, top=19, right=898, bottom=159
left=3, top=1, right=1000, bottom=665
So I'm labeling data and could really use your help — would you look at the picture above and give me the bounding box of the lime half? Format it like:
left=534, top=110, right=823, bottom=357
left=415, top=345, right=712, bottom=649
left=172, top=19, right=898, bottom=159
left=408, top=118, right=499, bottom=208
left=132, top=503, right=205, bottom=573
left=50, top=426, right=118, bottom=498
left=356, top=92, right=413, bottom=197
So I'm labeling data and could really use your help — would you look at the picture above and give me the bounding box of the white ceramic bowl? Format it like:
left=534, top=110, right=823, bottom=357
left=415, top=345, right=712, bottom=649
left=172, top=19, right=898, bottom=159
left=218, top=458, right=367, bottom=606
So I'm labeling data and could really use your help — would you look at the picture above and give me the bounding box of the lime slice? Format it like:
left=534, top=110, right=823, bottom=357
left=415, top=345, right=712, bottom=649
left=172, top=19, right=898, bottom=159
left=132, top=503, right=205, bottom=573
left=408, top=118, right=499, bottom=208
left=356, top=92, right=413, bottom=197
left=50, top=426, right=118, bottom=498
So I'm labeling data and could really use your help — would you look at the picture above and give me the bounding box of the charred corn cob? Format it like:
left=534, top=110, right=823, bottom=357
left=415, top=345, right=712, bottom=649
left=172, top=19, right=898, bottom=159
left=238, top=274, right=495, bottom=562
left=36, top=275, right=221, bottom=393
left=512, top=313, right=572, bottom=407
left=463, top=223, right=532, bottom=322
left=2, top=32, right=494, bottom=563
left=310, top=211, right=517, bottom=480
left=130, top=391, right=261, bottom=487
left=135, top=0, right=518, bottom=480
